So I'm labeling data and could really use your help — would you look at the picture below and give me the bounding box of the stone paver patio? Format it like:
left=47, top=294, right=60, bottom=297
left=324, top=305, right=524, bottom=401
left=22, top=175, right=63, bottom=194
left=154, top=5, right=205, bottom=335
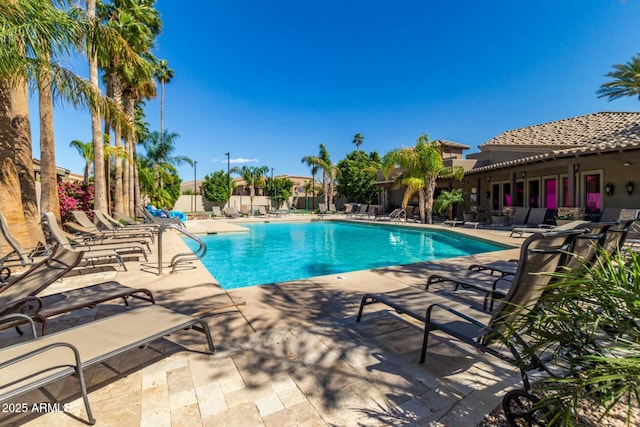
left=0, top=217, right=530, bottom=426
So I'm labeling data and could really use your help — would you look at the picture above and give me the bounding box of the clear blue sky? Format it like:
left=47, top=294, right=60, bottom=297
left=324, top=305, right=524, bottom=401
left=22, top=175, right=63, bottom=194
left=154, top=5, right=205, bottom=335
left=36, top=0, right=640, bottom=182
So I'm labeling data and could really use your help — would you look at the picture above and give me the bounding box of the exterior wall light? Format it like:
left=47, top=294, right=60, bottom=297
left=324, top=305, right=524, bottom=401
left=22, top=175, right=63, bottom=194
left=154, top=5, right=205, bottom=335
left=625, top=181, right=634, bottom=195
left=604, top=182, right=614, bottom=197
left=521, top=171, right=526, bottom=178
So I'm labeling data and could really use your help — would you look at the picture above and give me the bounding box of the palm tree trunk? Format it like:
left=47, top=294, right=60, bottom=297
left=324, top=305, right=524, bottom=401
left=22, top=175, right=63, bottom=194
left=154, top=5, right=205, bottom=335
left=424, top=178, right=438, bottom=224
left=12, top=77, right=43, bottom=246
left=0, top=80, right=31, bottom=251
left=87, top=0, right=107, bottom=212
left=112, top=77, right=124, bottom=214
left=123, top=96, right=134, bottom=215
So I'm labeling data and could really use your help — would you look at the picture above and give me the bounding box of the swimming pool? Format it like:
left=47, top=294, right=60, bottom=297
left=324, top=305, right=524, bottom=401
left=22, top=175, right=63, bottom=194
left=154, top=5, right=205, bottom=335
left=185, top=221, right=506, bottom=289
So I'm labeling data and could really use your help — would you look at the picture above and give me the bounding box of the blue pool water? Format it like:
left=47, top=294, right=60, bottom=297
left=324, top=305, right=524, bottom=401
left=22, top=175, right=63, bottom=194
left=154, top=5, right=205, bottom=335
left=185, top=221, right=506, bottom=289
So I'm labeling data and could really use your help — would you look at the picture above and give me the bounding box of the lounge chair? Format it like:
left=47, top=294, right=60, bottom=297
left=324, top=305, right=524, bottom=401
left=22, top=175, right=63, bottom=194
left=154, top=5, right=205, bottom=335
left=599, top=207, right=622, bottom=222
left=113, top=211, right=144, bottom=225
left=0, top=247, right=154, bottom=334
left=63, top=220, right=151, bottom=253
left=72, top=210, right=154, bottom=243
left=442, top=217, right=465, bottom=227
left=142, top=208, right=182, bottom=226
left=0, top=213, right=52, bottom=271
left=41, top=212, right=144, bottom=270
left=511, top=207, right=549, bottom=229
left=94, top=210, right=158, bottom=237
left=356, top=230, right=582, bottom=391
left=329, top=204, right=337, bottom=214
left=257, top=206, right=268, bottom=217
left=343, top=204, right=354, bottom=216
left=0, top=304, right=215, bottom=425
left=375, top=208, right=406, bottom=222
left=146, top=205, right=186, bottom=222
left=510, top=219, right=589, bottom=238
left=352, top=204, right=369, bottom=218
left=471, top=222, right=614, bottom=277
left=224, top=206, right=241, bottom=218
left=507, top=207, right=531, bottom=228
left=211, top=206, right=223, bottom=217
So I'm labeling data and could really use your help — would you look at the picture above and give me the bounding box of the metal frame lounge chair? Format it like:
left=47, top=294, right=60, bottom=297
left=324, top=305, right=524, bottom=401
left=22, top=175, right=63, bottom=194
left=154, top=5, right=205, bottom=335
left=63, top=220, right=151, bottom=254
left=510, top=219, right=589, bottom=238
left=375, top=207, right=406, bottom=222
left=41, top=212, right=143, bottom=270
left=442, top=217, right=465, bottom=227
left=0, top=213, right=53, bottom=271
left=599, top=207, right=622, bottom=222
left=94, top=210, right=158, bottom=237
left=458, top=222, right=614, bottom=305
left=352, top=204, right=369, bottom=219
left=224, top=206, right=241, bottom=218
left=0, top=246, right=154, bottom=334
left=142, top=207, right=183, bottom=226
left=506, top=207, right=530, bottom=228
left=0, top=304, right=215, bottom=425
left=356, top=230, right=582, bottom=391
left=509, top=207, right=548, bottom=230
left=72, top=210, right=154, bottom=244
left=211, top=207, right=223, bottom=217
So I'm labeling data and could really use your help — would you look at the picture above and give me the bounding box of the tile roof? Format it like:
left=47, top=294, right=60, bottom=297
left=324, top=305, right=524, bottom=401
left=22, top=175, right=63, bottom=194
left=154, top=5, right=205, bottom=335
left=479, top=112, right=640, bottom=149
left=467, top=112, right=640, bottom=174
left=434, top=139, right=471, bottom=150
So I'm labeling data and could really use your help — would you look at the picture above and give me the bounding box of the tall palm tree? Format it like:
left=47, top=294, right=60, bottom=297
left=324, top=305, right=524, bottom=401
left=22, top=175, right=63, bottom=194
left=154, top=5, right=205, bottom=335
left=154, top=59, right=174, bottom=139
left=86, top=0, right=108, bottom=212
left=301, top=144, right=337, bottom=207
left=230, top=165, right=269, bottom=213
left=383, top=134, right=464, bottom=224
left=0, top=0, right=84, bottom=244
left=98, top=0, right=160, bottom=215
left=352, top=132, right=364, bottom=151
left=597, top=54, right=640, bottom=101
left=139, top=129, right=191, bottom=205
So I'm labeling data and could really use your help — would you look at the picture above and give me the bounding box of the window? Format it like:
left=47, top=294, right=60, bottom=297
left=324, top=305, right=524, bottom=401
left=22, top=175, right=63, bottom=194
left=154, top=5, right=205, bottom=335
left=503, top=182, right=512, bottom=207
left=528, top=180, right=540, bottom=208
left=492, top=183, right=500, bottom=210
left=584, top=173, right=601, bottom=213
left=514, top=181, right=525, bottom=206
left=561, top=176, right=569, bottom=207
left=544, top=178, right=557, bottom=209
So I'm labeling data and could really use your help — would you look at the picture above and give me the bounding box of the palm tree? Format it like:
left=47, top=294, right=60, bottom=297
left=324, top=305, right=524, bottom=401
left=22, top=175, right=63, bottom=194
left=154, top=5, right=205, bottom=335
left=597, top=54, right=640, bottom=101
left=139, top=129, right=191, bottom=205
left=352, top=132, right=364, bottom=151
left=86, top=0, right=108, bottom=212
left=301, top=144, right=337, bottom=207
left=69, top=139, right=94, bottom=185
left=230, top=165, right=269, bottom=213
left=0, top=0, right=84, bottom=244
left=70, top=139, right=130, bottom=187
left=154, top=59, right=174, bottom=139
left=383, top=134, right=465, bottom=224
left=98, top=0, right=160, bottom=215
left=434, top=189, right=464, bottom=220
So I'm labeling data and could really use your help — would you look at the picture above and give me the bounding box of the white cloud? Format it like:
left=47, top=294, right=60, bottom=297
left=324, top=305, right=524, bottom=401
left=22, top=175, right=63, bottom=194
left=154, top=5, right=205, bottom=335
left=230, top=158, right=259, bottom=164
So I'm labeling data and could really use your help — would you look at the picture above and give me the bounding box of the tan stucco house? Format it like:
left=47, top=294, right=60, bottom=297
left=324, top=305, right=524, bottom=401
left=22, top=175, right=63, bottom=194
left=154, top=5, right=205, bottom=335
left=381, top=112, right=640, bottom=222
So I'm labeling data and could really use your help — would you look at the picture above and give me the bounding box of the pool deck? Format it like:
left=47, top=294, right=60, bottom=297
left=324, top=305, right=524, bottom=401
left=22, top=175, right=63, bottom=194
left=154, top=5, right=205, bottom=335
left=1, top=215, right=529, bottom=426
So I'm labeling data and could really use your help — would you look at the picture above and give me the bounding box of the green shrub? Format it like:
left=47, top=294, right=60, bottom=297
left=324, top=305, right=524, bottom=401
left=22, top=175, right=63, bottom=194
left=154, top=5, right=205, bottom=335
left=516, top=247, right=640, bottom=425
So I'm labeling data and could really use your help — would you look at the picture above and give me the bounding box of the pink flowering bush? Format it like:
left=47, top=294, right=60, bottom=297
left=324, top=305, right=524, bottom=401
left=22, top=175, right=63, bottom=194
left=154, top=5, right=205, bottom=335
left=57, top=182, right=94, bottom=223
